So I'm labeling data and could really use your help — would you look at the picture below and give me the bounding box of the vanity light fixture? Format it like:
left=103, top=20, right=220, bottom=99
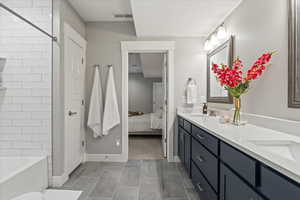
left=204, top=22, right=227, bottom=52
left=204, top=40, right=212, bottom=51
left=210, top=34, right=219, bottom=46
left=217, top=25, right=227, bottom=39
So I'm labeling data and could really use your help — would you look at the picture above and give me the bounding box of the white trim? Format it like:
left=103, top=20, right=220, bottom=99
left=121, top=41, right=176, bottom=162
left=52, top=173, right=69, bottom=187
left=63, top=23, right=87, bottom=176
left=85, top=153, right=127, bottom=162
left=173, top=156, right=181, bottom=163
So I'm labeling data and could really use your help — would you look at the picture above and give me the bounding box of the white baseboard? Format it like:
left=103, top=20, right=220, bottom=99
left=85, top=153, right=127, bottom=162
left=173, top=156, right=181, bottom=163
left=52, top=173, right=69, bottom=187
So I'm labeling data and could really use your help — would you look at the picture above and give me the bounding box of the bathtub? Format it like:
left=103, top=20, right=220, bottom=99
left=0, top=157, right=48, bottom=200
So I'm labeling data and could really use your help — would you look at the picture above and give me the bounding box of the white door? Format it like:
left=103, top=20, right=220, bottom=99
left=64, top=24, right=86, bottom=175
left=162, top=53, right=168, bottom=157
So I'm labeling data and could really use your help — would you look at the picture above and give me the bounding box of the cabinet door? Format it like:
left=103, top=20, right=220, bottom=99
left=220, top=164, right=263, bottom=200
left=178, top=127, right=185, bottom=163
left=184, top=131, right=191, bottom=175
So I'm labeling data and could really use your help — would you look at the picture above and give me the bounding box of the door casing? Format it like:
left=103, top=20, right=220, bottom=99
left=121, top=41, right=176, bottom=162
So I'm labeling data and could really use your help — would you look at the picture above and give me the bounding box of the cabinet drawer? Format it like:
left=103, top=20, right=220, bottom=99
left=178, top=117, right=184, bottom=127
left=192, top=125, right=218, bottom=155
left=220, top=164, right=263, bottom=200
left=220, top=142, right=256, bottom=186
left=183, top=120, right=191, bottom=133
left=192, top=138, right=218, bottom=191
left=260, top=165, right=300, bottom=200
left=191, top=162, right=218, bottom=200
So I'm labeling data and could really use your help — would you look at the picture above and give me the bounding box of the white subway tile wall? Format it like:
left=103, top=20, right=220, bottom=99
left=0, top=0, right=52, bottom=166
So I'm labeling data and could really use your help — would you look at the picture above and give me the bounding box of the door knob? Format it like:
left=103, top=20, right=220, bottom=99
left=68, top=111, right=77, bottom=116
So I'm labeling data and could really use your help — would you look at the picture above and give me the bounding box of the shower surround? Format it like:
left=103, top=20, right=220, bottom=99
left=0, top=0, right=52, bottom=177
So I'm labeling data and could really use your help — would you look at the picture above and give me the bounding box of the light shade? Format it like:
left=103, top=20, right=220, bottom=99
left=204, top=40, right=212, bottom=51
left=210, top=34, right=219, bottom=46
left=217, top=26, right=227, bottom=39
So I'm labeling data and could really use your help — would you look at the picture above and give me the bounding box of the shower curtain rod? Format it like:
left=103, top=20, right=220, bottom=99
left=0, top=3, right=57, bottom=42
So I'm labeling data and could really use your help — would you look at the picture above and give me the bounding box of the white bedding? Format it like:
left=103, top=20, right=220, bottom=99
left=129, top=113, right=162, bottom=132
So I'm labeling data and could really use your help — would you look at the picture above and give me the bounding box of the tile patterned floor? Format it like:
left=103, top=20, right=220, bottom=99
left=56, top=160, right=199, bottom=200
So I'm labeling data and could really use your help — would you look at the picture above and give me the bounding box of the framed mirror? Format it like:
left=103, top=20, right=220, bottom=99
left=289, top=0, right=300, bottom=108
left=207, top=36, right=233, bottom=104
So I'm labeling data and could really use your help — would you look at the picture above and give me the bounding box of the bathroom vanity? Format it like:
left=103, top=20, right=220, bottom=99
left=178, top=113, right=300, bottom=200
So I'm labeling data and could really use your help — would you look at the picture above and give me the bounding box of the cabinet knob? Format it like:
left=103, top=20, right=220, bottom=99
left=197, top=134, right=205, bottom=140
left=197, top=156, right=205, bottom=163
left=197, top=183, right=204, bottom=192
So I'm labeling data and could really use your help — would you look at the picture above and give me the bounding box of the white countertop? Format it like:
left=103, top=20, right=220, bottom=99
left=178, top=111, right=300, bottom=184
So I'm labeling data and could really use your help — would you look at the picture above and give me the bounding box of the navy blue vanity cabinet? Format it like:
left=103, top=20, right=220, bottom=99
left=259, top=165, right=300, bottom=200
left=192, top=125, right=218, bottom=156
left=191, top=162, right=218, bottom=200
left=178, top=126, right=185, bottom=165
left=220, top=164, right=263, bottom=200
left=220, top=142, right=257, bottom=186
left=184, top=130, right=191, bottom=174
left=178, top=117, right=191, bottom=175
left=177, top=115, right=300, bottom=200
left=192, top=138, right=218, bottom=192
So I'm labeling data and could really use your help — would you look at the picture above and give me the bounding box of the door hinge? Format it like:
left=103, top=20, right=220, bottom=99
left=165, top=138, right=167, bottom=143
left=82, top=140, right=85, bottom=147
left=82, top=58, right=84, bottom=64
left=81, top=99, right=85, bottom=105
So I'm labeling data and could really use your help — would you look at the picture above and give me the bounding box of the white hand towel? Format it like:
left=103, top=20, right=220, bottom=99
left=102, top=67, right=120, bottom=135
left=87, top=67, right=103, bottom=138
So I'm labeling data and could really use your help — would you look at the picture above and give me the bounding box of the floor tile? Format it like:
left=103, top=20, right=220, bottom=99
left=57, top=159, right=196, bottom=200
left=185, top=188, right=199, bottom=200
left=141, top=160, right=162, bottom=178
left=162, top=179, right=187, bottom=199
left=120, top=164, right=141, bottom=187
left=112, top=187, right=139, bottom=200
left=89, top=168, right=121, bottom=198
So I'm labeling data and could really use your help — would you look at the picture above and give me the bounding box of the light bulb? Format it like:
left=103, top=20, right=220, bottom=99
left=210, top=34, right=219, bottom=46
left=217, top=26, right=227, bottom=39
left=204, top=40, right=212, bottom=51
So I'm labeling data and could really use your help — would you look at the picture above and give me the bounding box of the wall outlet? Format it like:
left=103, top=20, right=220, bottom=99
left=116, top=139, right=120, bottom=147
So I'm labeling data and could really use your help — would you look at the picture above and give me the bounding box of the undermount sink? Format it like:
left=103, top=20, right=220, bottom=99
left=248, top=140, right=300, bottom=162
left=188, top=113, right=204, bottom=117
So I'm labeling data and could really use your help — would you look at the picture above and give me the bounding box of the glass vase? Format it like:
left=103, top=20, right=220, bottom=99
left=233, top=97, right=241, bottom=125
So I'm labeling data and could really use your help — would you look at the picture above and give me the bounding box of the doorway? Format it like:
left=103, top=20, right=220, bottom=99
left=121, top=41, right=175, bottom=162
left=127, top=53, right=165, bottom=160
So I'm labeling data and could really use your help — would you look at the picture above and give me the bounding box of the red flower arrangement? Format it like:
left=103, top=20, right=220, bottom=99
left=212, top=51, right=276, bottom=124
left=212, top=51, right=276, bottom=98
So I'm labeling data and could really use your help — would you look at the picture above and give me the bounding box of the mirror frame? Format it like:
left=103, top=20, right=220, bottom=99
left=289, top=0, right=300, bottom=108
left=207, top=36, right=234, bottom=104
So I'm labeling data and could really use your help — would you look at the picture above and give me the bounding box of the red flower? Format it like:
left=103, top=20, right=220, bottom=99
left=211, top=51, right=275, bottom=89
left=244, top=52, right=274, bottom=81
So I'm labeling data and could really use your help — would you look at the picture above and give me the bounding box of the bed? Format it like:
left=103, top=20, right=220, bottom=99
left=128, top=111, right=162, bottom=134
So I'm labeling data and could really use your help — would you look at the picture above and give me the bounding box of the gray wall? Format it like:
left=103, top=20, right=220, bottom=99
left=85, top=21, right=206, bottom=155
left=52, top=0, right=86, bottom=176
left=85, top=22, right=136, bottom=154
left=208, top=0, right=300, bottom=122
left=129, top=73, right=162, bottom=113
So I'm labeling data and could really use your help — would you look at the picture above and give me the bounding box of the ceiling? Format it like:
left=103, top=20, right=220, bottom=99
left=140, top=53, right=163, bottom=78
left=129, top=53, right=163, bottom=78
left=131, top=0, right=242, bottom=37
left=68, top=0, right=132, bottom=22
left=68, top=0, right=242, bottom=37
